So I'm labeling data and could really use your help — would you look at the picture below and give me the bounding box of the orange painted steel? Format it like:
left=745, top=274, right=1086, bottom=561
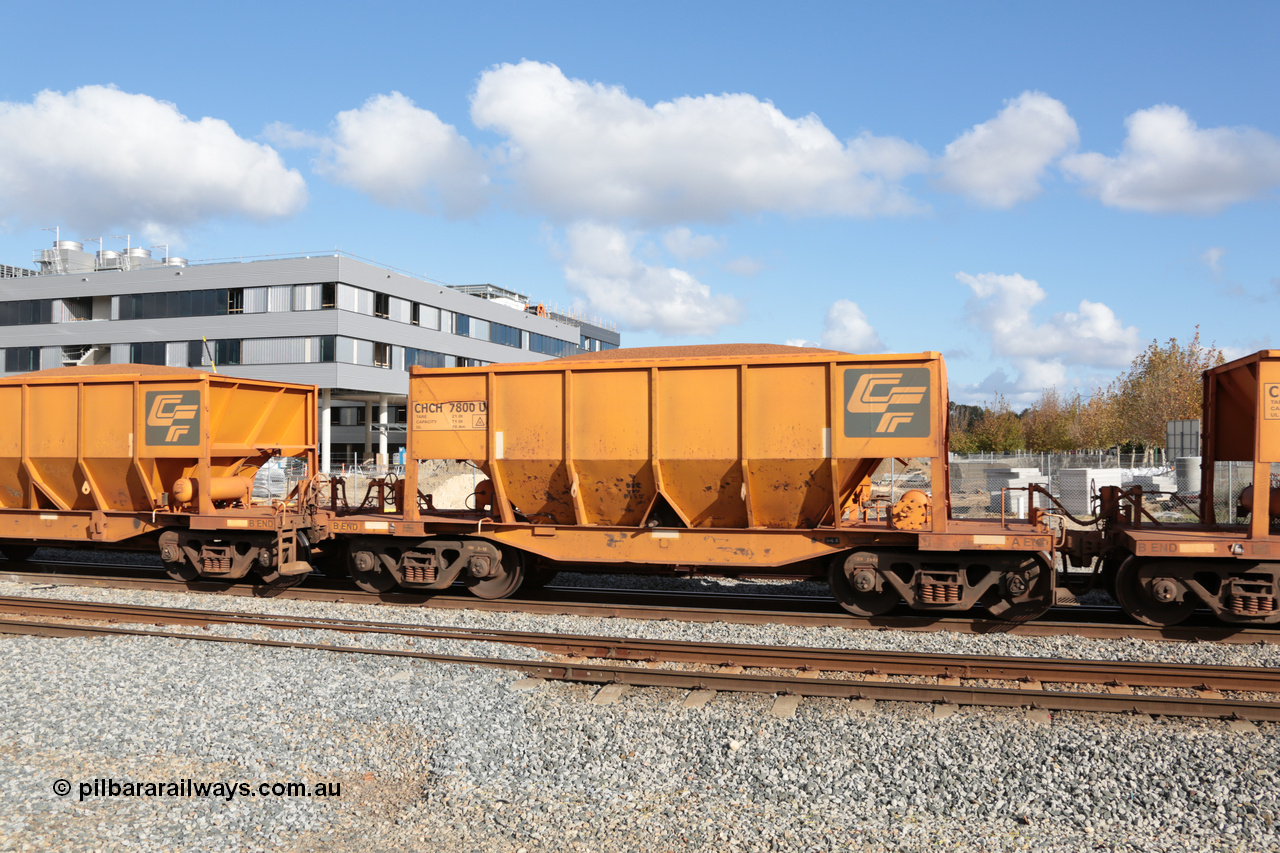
left=1201, top=349, right=1280, bottom=535
left=394, top=346, right=1047, bottom=572
left=0, top=364, right=317, bottom=544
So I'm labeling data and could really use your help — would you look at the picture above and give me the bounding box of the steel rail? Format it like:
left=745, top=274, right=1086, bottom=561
left=3, top=595, right=1279, bottom=694
left=1, top=615, right=1278, bottom=721
left=3, top=569, right=1277, bottom=646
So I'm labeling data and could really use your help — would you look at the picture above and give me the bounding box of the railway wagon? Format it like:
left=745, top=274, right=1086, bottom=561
left=1080, top=349, right=1280, bottom=626
left=341, top=345, right=1056, bottom=620
left=0, top=364, right=320, bottom=585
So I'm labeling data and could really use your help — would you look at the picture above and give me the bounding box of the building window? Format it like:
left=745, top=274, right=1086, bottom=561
left=4, top=346, right=40, bottom=372
left=373, top=342, right=391, bottom=368
left=490, top=321, right=521, bottom=348
left=227, top=289, right=244, bottom=315
left=188, top=338, right=241, bottom=367
left=405, top=348, right=446, bottom=369
left=453, top=313, right=491, bottom=339
left=119, top=289, right=227, bottom=320
left=322, top=283, right=337, bottom=309
left=528, top=333, right=578, bottom=358
left=0, top=299, right=54, bottom=327
left=374, top=293, right=390, bottom=319
left=130, top=341, right=167, bottom=365
left=217, top=339, right=242, bottom=365
left=318, top=335, right=335, bottom=363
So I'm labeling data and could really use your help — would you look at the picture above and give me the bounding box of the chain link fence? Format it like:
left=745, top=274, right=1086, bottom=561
left=942, top=453, right=1264, bottom=524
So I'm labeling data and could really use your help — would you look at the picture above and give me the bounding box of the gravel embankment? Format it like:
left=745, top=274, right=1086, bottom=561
left=1, top=573, right=1277, bottom=852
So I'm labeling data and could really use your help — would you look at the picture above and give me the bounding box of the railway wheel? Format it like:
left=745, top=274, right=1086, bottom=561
left=159, top=533, right=199, bottom=582
left=829, top=553, right=899, bottom=617
left=467, top=546, right=525, bottom=600
left=985, top=555, right=1053, bottom=623
left=1114, top=558, right=1196, bottom=627
left=0, top=544, right=39, bottom=562
left=348, top=549, right=398, bottom=593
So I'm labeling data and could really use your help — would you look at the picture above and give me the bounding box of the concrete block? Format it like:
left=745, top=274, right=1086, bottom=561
left=769, top=695, right=801, bottom=718
left=592, top=684, right=627, bottom=705
left=682, top=689, right=716, bottom=709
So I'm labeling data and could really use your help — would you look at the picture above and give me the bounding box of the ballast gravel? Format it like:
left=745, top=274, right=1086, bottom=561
left=0, top=574, right=1277, bottom=851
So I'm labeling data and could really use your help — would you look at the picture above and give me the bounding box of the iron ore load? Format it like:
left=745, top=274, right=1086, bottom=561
left=1, top=345, right=1279, bottom=628
left=362, top=344, right=1055, bottom=620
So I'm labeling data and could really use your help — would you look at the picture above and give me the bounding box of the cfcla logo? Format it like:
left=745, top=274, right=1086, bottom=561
left=145, top=391, right=201, bottom=446
left=847, top=373, right=927, bottom=433
left=844, top=368, right=931, bottom=438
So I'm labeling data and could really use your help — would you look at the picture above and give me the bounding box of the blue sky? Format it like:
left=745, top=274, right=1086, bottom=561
left=1, top=1, right=1277, bottom=403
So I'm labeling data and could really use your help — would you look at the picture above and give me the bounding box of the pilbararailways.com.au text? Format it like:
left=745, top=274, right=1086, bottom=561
left=53, top=778, right=342, bottom=802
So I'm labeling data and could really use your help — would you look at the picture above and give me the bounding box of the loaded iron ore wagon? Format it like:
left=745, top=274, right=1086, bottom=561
left=341, top=344, right=1058, bottom=620
left=0, top=364, right=321, bottom=586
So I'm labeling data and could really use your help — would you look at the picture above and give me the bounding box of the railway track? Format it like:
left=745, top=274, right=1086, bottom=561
left=3, top=565, right=1277, bottom=645
left=2, top=595, right=1278, bottom=721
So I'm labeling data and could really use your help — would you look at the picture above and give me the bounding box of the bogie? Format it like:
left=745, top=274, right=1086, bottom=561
left=829, top=548, right=1052, bottom=622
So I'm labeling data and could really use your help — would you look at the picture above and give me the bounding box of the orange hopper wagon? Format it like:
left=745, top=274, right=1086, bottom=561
left=0, top=364, right=320, bottom=586
left=333, top=345, right=1057, bottom=619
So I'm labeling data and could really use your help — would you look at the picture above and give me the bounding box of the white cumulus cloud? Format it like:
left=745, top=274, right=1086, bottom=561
left=820, top=299, right=883, bottom=352
left=957, top=271, right=1141, bottom=392
left=0, top=85, right=306, bottom=235
left=935, top=91, right=1079, bottom=208
left=562, top=222, right=743, bottom=336
left=471, top=61, right=930, bottom=223
left=269, top=92, right=488, bottom=217
left=1062, top=105, right=1280, bottom=213
left=662, top=227, right=723, bottom=260
left=785, top=300, right=884, bottom=353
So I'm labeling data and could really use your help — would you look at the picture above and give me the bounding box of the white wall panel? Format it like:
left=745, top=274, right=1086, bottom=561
left=293, top=284, right=320, bottom=311
left=389, top=296, right=410, bottom=323
left=338, top=284, right=360, bottom=312
left=243, top=337, right=306, bottom=364
left=267, top=285, right=292, bottom=312
left=244, top=287, right=269, bottom=313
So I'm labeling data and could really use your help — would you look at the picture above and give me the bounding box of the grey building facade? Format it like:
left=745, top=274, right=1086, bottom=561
left=1, top=240, right=620, bottom=470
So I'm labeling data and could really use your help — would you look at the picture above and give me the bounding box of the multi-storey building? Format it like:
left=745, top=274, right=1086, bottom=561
left=0, top=239, right=620, bottom=470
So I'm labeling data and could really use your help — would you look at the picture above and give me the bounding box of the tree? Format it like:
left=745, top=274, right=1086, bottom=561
left=1072, top=386, right=1124, bottom=451
left=948, top=402, right=986, bottom=453
left=1113, top=329, right=1224, bottom=449
left=970, top=394, right=1024, bottom=453
left=1022, top=387, right=1082, bottom=452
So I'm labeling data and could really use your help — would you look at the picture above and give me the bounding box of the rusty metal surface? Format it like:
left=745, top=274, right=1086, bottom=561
left=0, top=365, right=316, bottom=536
left=3, top=568, right=1279, bottom=644
left=2, top=610, right=1279, bottom=721
left=405, top=347, right=952, bottom=542
left=3, top=595, right=1279, bottom=694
